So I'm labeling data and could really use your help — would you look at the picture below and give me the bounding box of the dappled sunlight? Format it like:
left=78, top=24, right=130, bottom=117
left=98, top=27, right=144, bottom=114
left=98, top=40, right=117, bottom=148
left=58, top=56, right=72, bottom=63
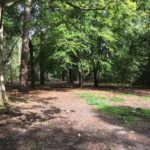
left=1, top=0, right=150, bottom=149
left=0, top=84, right=150, bottom=149
left=77, top=90, right=150, bottom=138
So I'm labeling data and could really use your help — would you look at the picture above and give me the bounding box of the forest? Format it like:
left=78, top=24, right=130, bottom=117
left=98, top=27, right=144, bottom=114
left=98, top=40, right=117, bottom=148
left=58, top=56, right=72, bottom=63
left=0, top=0, right=150, bottom=150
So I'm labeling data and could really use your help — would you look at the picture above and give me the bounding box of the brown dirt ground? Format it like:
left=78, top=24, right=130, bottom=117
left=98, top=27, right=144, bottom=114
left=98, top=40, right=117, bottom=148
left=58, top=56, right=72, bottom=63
left=0, top=82, right=150, bottom=150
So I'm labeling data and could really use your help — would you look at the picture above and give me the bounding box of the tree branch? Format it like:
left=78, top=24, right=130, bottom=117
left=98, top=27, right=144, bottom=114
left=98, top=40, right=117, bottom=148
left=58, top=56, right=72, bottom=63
left=5, top=0, right=19, bottom=7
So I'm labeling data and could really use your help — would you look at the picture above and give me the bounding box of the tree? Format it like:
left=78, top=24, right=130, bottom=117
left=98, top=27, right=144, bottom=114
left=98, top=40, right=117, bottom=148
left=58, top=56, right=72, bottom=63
left=0, top=0, right=19, bottom=107
left=29, top=39, right=35, bottom=88
left=1, top=0, right=147, bottom=92
left=20, top=0, right=32, bottom=91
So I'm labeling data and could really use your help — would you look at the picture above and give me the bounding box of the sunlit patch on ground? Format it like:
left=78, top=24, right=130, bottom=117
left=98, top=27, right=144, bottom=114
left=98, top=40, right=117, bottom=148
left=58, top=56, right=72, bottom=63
left=76, top=91, right=150, bottom=128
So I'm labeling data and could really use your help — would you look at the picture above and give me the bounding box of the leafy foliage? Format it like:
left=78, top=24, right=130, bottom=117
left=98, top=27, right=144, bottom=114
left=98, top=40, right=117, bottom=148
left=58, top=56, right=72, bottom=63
left=2, top=0, right=150, bottom=87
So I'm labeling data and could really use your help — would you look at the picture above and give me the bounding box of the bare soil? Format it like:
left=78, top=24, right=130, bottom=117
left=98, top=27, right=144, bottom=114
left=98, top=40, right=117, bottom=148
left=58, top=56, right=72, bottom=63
left=0, top=82, right=150, bottom=150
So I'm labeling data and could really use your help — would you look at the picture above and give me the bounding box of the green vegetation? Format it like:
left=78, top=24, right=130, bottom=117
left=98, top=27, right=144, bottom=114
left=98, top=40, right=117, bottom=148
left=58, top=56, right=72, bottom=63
left=77, top=91, right=150, bottom=126
left=0, top=0, right=150, bottom=107
left=143, top=96, right=150, bottom=101
left=110, top=97, right=125, bottom=102
left=99, top=106, right=150, bottom=125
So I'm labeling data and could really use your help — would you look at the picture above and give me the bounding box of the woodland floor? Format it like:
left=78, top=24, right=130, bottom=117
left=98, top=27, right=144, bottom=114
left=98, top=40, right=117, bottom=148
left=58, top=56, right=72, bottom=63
left=0, top=81, right=150, bottom=150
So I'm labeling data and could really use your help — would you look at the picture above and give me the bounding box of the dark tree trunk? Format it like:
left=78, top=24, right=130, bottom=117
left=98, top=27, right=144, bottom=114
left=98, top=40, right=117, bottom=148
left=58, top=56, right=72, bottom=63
left=20, top=0, right=32, bottom=91
left=62, top=71, right=66, bottom=81
left=93, top=67, right=98, bottom=87
left=29, top=39, right=35, bottom=88
left=68, top=69, right=74, bottom=84
left=39, top=31, right=45, bottom=85
left=40, top=66, right=45, bottom=85
left=79, top=71, right=83, bottom=88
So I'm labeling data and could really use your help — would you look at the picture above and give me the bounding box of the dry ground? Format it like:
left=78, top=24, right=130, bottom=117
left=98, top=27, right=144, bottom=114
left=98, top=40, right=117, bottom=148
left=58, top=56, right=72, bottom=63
left=0, top=82, right=150, bottom=150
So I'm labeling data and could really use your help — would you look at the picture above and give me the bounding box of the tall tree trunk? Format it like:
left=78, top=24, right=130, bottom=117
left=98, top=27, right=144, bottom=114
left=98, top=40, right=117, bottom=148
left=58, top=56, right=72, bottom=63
left=0, top=4, right=7, bottom=107
left=39, top=31, right=45, bottom=85
left=29, top=39, right=35, bottom=88
left=20, top=0, right=32, bottom=91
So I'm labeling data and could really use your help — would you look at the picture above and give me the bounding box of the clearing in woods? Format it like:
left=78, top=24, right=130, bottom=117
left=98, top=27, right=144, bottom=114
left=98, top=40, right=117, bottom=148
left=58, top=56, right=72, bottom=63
left=0, top=82, right=150, bottom=150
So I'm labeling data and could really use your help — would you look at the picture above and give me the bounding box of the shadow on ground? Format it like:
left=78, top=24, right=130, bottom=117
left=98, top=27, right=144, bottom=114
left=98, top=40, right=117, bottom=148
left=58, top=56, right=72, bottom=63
left=0, top=120, right=150, bottom=150
left=1, top=81, right=149, bottom=150
left=94, top=105, right=150, bottom=138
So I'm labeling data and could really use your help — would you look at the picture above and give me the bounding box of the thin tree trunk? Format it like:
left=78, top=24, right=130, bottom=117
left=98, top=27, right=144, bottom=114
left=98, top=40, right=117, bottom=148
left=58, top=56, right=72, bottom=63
left=79, top=71, right=83, bottom=88
left=20, top=0, right=32, bottom=91
left=29, top=39, right=35, bottom=88
left=9, top=63, right=13, bottom=83
left=0, top=4, right=8, bottom=107
left=39, top=31, right=45, bottom=85
left=93, top=67, right=98, bottom=87
left=69, top=69, right=74, bottom=84
left=40, top=66, right=45, bottom=85
left=61, top=71, right=66, bottom=81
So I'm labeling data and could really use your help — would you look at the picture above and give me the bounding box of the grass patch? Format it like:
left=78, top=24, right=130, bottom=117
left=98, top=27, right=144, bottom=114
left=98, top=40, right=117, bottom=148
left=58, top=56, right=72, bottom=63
left=77, top=91, right=150, bottom=126
left=77, top=92, right=106, bottom=101
left=113, top=93, right=138, bottom=99
left=114, top=93, right=150, bottom=101
left=143, top=96, right=150, bottom=101
left=95, top=96, right=106, bottom=101
left=98, top=106, right=150, bottom=125
left=110, top=97, right=125, bottom=102
left=86, top=97, right=107, bottom=107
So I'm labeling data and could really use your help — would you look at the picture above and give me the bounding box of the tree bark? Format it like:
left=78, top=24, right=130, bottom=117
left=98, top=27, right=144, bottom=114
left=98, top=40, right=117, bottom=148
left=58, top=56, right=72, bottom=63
left=0, top=4, right=7, bottom=107
left=79, top=71, right=83, bottom=88
left=62, top=71, right=66, bottom=81
left=39, top=31, right=45, bottom=85
left=40, top=65, right=45, bottom=85
left=9, top=63, right=13, bottom=83
left=20, top=0, right=32, bottom=91
left=29, top=39, right=35, bottom=88
left=93, top=66, right=98, bottom=87
left=0, top=66, right=8, bottom=107
left=68, top=69, right=74, bottom=84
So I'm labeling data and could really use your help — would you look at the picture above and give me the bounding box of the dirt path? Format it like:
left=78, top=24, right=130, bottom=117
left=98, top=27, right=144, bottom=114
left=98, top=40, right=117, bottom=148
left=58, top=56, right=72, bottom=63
left=0, top=87, right=150, bottom=150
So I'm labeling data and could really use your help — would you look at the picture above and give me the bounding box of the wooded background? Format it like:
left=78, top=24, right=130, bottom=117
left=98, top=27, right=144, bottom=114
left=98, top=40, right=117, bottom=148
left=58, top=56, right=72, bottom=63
left=0, top=0, right=150, bottom=107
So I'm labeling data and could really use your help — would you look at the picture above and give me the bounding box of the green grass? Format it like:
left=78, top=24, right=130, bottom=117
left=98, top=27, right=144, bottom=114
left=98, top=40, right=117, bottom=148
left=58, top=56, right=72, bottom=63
left=99, top=106, right=150, bottom=125
left=77, top=92, right=106, bottom=101
left=76, top=91, right=150, bottom=126
left=143, top=96, right=150, bottom=101
left=114, top=92, right=150, bottom=101
left=110, top=97, right=125, bottom=102
left=95, top=96, right=107, bottom=101
left=77, top=91, right=108, bottom=107
left=86, top=97, right=108, bottom=107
